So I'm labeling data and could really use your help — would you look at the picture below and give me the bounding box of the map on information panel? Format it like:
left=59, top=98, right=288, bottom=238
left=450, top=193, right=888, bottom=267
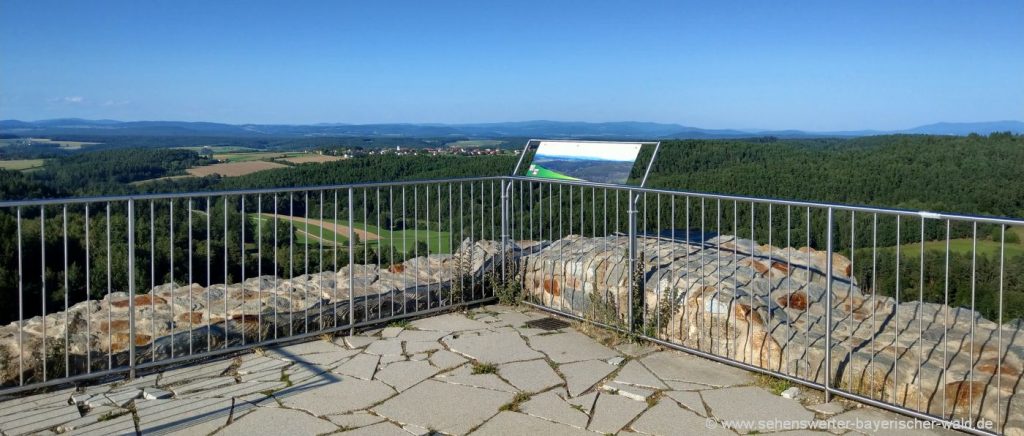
left=525, top=141, right=643, bottom=185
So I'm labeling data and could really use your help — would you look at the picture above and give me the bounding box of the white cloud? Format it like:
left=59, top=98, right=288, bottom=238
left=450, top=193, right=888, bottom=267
left=49, top=96, right=85, bottom=104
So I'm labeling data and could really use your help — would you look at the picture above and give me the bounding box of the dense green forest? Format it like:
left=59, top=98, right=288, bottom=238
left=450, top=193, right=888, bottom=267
left=0, top=133, right=1022, bottom=325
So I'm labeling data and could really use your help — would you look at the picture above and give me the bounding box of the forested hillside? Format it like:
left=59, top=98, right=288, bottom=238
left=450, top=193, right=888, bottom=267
left=0, top=133, right=1022, bottom=325
left=642, top=133, right=1024, bottom=218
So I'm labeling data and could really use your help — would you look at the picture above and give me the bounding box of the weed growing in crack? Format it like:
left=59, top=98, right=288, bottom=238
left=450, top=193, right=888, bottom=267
left=499, top=392, right=531, bottom=412
left=471, top=362, right=497, bottom=375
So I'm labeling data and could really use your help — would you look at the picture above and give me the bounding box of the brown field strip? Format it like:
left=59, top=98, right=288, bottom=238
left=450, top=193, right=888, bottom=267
left=186, top=161, right=287, bottom=177
left=260, top=213, right=381, bottom=241
left=280, top=155, right=345, bottom=164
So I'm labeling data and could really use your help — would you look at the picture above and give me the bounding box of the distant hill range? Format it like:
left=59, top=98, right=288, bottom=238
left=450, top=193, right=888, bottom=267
left=0, top=118, right=1021, bottom=139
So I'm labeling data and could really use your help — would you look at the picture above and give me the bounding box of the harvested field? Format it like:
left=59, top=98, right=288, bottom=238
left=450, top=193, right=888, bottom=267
left=187, top=161, right=287, bottom=177
left=261, top=213, right=381, bottom=241
left=0, top=159, right=44, bottom=171
left=280, top=155, right=345, bottom=164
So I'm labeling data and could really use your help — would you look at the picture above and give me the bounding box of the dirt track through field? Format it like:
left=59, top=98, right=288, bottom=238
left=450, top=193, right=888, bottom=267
left=261, top=213, right=381, bottom=241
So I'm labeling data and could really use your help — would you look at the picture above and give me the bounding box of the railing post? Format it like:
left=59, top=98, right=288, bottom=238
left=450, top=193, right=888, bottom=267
left=627, top=189, right=639, bottom=333
left=127, top=198, right=136, bottom=379
left=348, top=187, right=355, bottom=336
left=500, top=179, right=509, bottom=282
left=824, top=206, right=833, bottom=401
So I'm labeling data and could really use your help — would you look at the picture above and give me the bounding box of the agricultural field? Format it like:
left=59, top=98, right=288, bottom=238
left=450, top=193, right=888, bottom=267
left=257, top=213, right=454, bottom=253
left=895, top=227, right=1024, bottom=259
left=175, top=145, right=259, bottom=153
left=0, top=159, right=45, bottom=171
left=186, top=161, right=288, bottom=177
left=280, top=154, right=345, bottom=164
left=212, top=151, right=306, bottom=162
left=0, top=138, right=101, bottom=149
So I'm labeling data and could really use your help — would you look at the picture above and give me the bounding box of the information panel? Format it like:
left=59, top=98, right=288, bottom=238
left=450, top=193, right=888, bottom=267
left=525, top=141, right=643, bottom=185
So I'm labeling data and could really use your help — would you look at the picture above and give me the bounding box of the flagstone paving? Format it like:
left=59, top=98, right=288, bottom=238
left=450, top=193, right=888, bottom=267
left=0, top=305, right=964, bottom=435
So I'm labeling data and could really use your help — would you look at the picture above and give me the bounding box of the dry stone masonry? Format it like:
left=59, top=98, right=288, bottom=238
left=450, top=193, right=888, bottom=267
left=2, top=232, right=1021, bottom=434
left=521, top=234, right=1024, bottom=434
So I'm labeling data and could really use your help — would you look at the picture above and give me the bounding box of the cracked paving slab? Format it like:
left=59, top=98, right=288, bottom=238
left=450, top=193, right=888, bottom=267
left=281, top=377, right=396, bottom=415
left=443, top=330, right=544, bottom=364
left=372, top=379, right=514, bottom=435
left=472, top=411, right=596, bottom=436
left=0, top=304, right=935, bottom=436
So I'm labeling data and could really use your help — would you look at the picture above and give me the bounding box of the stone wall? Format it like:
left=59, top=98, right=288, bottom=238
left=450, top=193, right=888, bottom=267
left=0, top=239, right=502, bottom=388
left=520, top=234, right=1024, bottom=434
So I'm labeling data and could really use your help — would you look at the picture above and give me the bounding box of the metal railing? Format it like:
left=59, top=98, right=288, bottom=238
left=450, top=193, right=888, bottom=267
left=0, top=177, right=507, bottom=393
left=1, top=175, right=1022, bottom=435
left=503, top=176, right=1022, bottom=436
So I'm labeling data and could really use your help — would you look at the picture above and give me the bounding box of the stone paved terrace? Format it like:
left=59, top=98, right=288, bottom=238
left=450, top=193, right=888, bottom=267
left=0, top=305, right=965, bottom=436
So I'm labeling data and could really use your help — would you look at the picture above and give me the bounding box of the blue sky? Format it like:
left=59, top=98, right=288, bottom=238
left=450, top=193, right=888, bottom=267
left=1, top=1, right=1021, bottom=130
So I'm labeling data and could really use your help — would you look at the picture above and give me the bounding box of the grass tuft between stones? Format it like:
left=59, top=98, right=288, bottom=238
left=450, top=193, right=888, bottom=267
left=499, top=392, right=531, bottom=412
left=471, top=362, right=498, bottom=375
left=755, top=373, right=793, bottom=395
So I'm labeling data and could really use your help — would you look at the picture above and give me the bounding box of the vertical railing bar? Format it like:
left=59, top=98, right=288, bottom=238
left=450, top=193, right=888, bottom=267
left=669, top=195, right=676, bottom=340
left=468, top=183, right=473, bottom=301
left=941, top=219, right=949, bottom=416
left=425, top=185, right=431, bottom=309
left=414, top=187, right=420, bottom=310
left=388, top=186, right=394, bottom=314
left=785, top=205, right=791, bottom=376
left=699, top=198, right=705, bottom=350
left=169, top=199, right=175, bottom=359
left=569, top=185, right=574, bottom=309
left=558, top=184, right=564, bottom=312
left=206, top=197, right=211, bottom=352
left=304, top=192, right=310, bottom=334
left=17, top=207, right=24, bottom=385
left=241, top=195, right=247, bottom=344
left=656, top=193, right=663, bottom=335
left=969, top=222, right=977, bottom=421
left=258, top=195, right=263, bottom=342
left=871, top=213, right=878, bottom=399
left=997, top=224, right=1005, bottom=430
left=150, top=200, right=155, bottom=362
left=288, top=193, right=294, bottom=337
left=62, top=204, right=69, bottom=377
left=107, top=203, right=113, bottom=370
left=622, top=187, right=630, bottom=333
left=718, top=199, right=724, bottom=358
left=894, top=215, right=901, bottom=403
left=85, top=204, right=92, bottom=372
left=766, top=203, right=772, bottom=370
left=376, top=188, right=383, bottom=315
left=848, top=210, right=854, bottom=389
left=404, top=185, right=409, bottom=315
left=348, top=187, right=355, bottom=335
left=223, top=196, right=229, bottom=348
left=333, top=191, right=339, bottom=327
left=437, top=184, right=442, bottom=307
left=40, top=205, right=46, bottom=382
left=188, top=198, right=193, bottom=355
left=749, top=201, right=754, bottom=362
left=917, top=215, right=925, bottom=411
left=318, top=191, right=324, bottom=330
left=804, top=207, right=810, bottom=380
left=127, top=199, right=136, bottom=379
left=731, top=200, right=737, bottom=363
left=273, top=194, right=279, bottom=340
left=824, top=206, right=833, bottom=401
left=447, top=183, right=453, bottom=307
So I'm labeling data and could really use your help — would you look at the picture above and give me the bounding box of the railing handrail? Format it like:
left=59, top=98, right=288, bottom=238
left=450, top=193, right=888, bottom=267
left=0, top=175, right=509, bottom=208
left=505, top=175, right=1024, bottom=226
left=5, top=174, right=1022, bottom=227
